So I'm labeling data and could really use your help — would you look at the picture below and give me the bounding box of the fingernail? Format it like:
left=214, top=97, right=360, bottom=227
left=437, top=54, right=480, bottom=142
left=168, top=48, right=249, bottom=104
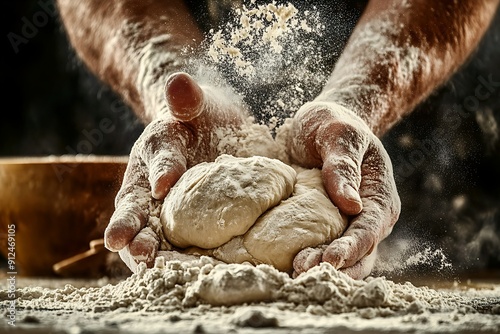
left=343, top=184, right=360, bottom=202
left=343, top=185, right=362, bottom=215
left=152, top=185, right=167, bottom=200
left=151, top=173, right=173, bottom=200
left=330, top=257, right=345, bottom=270
left=335, top=258, right=346, bottom=270
left=327, top=254, right=344, bottom=269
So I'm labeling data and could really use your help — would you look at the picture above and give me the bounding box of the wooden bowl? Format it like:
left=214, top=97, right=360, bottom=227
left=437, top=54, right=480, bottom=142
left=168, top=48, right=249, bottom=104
left=0, top=155, right=128, bottom=277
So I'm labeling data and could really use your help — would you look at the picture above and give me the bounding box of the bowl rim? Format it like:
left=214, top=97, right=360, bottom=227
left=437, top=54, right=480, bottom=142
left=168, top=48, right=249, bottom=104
left=0, top=155, right=129, bottom=165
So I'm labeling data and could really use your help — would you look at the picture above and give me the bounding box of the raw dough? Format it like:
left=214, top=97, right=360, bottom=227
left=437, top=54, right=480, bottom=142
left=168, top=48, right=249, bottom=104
left=214, top=168, right=347, bottom=272
left=161, top=155, right=347, bottom=272
left=161, top=154, right=296, bottom=249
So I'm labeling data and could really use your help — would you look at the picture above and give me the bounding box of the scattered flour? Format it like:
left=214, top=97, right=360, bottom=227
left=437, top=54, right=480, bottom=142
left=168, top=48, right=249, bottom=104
left=374, top=237, right=454, bottom=278
left=2, top=257, right=499, bottom=333
left=207, top=2, right=312, bottom=77
left=216, top=116, right=285, bottom=160
left=188, top=1, right=329, bottom=126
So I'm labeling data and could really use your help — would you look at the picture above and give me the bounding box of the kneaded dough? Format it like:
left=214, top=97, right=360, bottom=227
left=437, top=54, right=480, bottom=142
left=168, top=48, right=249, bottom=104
left=161, top=154, right=296, bottom=249
left=214, top=168, right=347, bottom=272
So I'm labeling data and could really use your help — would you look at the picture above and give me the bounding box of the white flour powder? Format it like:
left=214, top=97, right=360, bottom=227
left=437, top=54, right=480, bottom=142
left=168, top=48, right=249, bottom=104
left=2, top=257, right=499, bottom=333
left=207, top=2, right=313, bottom=77
left=1, top=256, right=493, bottom=313
left=189, top=1, right=329, bottom=126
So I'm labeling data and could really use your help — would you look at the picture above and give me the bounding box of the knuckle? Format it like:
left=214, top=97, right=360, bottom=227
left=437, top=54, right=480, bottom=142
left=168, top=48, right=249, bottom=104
left=115, top=185, right=136, bottom=206
left=138, top=120, right=182, bottom=157
left=138, top=131, right=164, bottom=160
left=353, top=225, right=378, bottom=250
left=348, top=217, right=380, bottom=249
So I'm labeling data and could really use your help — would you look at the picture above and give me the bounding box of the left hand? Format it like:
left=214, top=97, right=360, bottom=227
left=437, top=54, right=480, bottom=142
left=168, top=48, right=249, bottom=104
left=288, top=101, right=401, bottom=279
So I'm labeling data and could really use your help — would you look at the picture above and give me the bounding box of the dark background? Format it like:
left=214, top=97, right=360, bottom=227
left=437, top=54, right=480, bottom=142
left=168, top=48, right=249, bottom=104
left=2, top=1, right=499, bottom=277
left=2, top=1, right=144, bottom=157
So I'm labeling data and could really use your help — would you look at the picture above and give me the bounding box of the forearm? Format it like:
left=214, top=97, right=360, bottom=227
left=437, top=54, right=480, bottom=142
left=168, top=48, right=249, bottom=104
left=56, top=0, right=204, bottom=122
left=318, top=0, right=499, bottom=136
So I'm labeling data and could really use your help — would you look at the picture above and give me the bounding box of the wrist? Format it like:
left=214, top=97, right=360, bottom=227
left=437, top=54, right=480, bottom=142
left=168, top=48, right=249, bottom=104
left=292, top=100, right=372, bottom=156
left=135, top=35, right=187, bottom=122
left=314, top=85, right=385, bottom=136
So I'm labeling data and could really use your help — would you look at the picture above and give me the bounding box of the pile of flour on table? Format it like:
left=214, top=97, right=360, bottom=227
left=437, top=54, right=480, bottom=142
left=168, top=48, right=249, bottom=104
left=4, top=256, right=488, bottom=313
left=7, top=256, right=499, bottom=333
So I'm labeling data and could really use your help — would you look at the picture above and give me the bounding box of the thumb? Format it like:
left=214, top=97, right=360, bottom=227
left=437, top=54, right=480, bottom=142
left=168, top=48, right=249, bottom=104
left=322, top=157, right=363, bottom=216
left=315, top=120, right=367, bottom=215
left=165, top=72, right=204, bottom=121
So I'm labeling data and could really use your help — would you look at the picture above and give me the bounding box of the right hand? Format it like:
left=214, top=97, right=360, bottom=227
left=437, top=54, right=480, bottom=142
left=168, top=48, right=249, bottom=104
left=104, top=72, right=247, bottom=272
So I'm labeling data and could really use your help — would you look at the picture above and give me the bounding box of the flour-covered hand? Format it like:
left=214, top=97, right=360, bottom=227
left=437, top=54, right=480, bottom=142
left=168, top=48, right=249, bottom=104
left=290, top=101, right=400, bottom=279
left=104, top=72, right=247, bottom=272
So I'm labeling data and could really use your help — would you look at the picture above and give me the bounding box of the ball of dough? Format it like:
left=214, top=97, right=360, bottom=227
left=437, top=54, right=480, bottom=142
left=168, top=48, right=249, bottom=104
left=161, top=154, right=296, bottom=249
left=213, top=168, right=348, bottom=272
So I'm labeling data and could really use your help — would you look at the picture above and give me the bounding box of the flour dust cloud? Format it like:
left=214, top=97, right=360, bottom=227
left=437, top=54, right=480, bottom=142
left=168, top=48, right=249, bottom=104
left=186, top=1, right=330, bottom=128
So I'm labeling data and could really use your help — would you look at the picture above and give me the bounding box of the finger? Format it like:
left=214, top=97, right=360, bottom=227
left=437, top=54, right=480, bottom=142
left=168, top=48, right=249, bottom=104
left=165, top=72, right=204, bottom=122
left=339, top=246, right=378, bottom=280
left=128, top=227, right=160, bottom=268
left=137, top=120, right=190, bottom=200
left=171, top=75, right=247, bottom=130
left=104, top=153, right=150, bottom=252
left=317, top=122, right=367, bottom=215
left=321, top=191, right=384, bottom=269
left=322, top=226, right=376, bottom=269
left=105, top=199, right=148, bottom=252
left=293, top=247, right=324, bottom=277
left=323, top=146, right=399, bottom=269
left=149, top=149, right=187, bottom=199
left=119, top=247, right=139, bottom=273
left=357, top=143, right=401, bottom=241
left=322, top=159, right=363, bottom=215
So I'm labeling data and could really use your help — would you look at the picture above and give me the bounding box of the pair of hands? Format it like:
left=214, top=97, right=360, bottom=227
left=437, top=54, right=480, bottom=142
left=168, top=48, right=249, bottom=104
left=104, top=72, right=401, bottom=279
